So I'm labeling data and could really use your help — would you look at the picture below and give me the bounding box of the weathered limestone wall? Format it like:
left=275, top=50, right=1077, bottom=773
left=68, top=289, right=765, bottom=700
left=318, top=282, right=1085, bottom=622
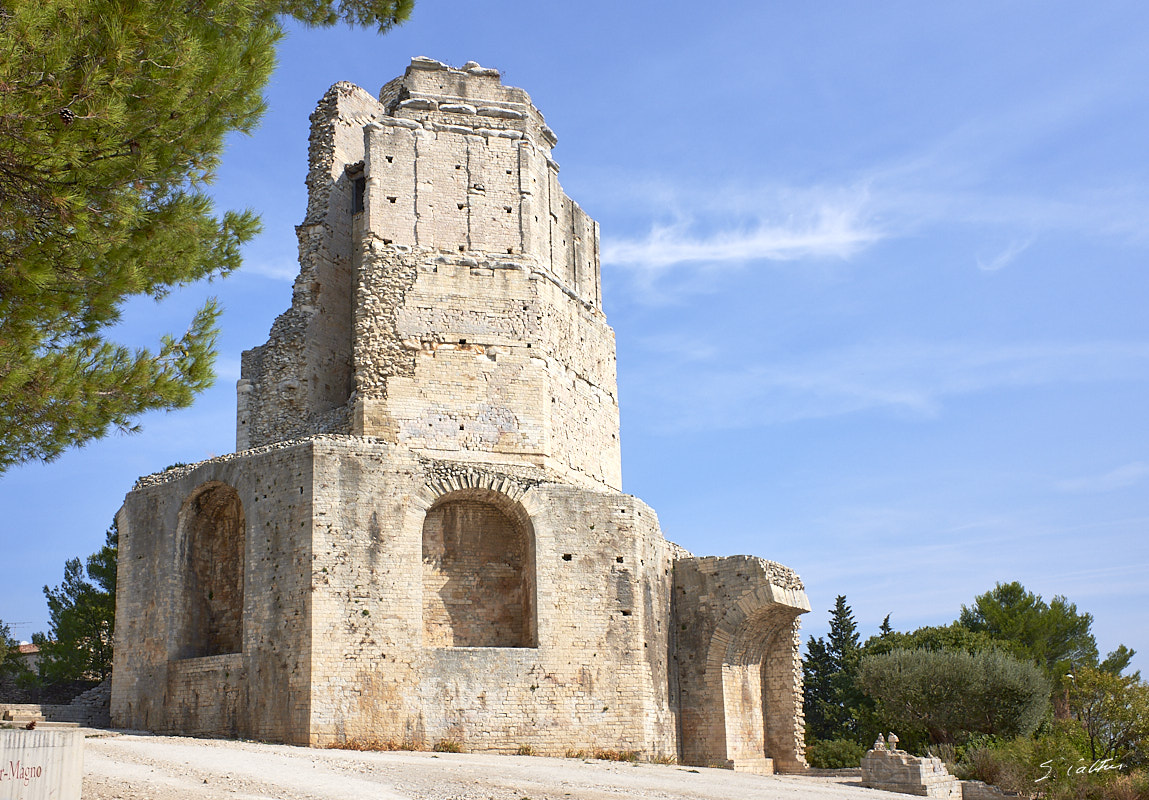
left=960, top=780, right=1018, bottom=799
left=238, top=84, right=386, bottom=449
left=1, top=682, right=111, bottom=728
left=352, top=244, right=621, bottom=490
left=239, top=60, right=617, bottom=490
left=304, top=438, right=675, bottom=757
left=422, top=496, right=533, bottom=648
left=111, top=443, right=316, bottom=743
left=672, top=556, right=809, bottom=773
left=861, top=746, right=963, bottom=799
left=365, top=59, right=599, bottom=307
left=240, top=59, right=603, bottom=456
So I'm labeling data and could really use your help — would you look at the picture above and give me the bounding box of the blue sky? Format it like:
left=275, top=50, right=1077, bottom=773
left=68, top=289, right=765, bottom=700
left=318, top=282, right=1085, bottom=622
left=3, top=1, right=1147, bottom=674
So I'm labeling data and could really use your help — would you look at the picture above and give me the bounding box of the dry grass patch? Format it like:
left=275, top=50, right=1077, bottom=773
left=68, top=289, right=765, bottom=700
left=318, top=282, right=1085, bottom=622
left=592, top=749, right=641, bottom=763
left=326, top=737, right=426, bottom=752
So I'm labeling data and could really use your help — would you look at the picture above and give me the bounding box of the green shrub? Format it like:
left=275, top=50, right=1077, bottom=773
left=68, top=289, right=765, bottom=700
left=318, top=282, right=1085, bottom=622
left=926, top=743, right=958, bottom=771
left=1066, top=666, right=1149, bottom=769
left=858, top=647, right=1049, bottom=745
left=806, top=738, right=867, bottom=769
left=955, top=743, right=1028, bottom=791
left=1101, top=770, right=1149, bottom=800
left=953, top=726, right=1149, bottom=800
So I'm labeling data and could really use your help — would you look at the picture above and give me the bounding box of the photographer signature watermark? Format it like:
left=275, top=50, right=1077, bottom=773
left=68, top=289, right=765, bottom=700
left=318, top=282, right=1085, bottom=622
left=1036, top=756, right=1125, bottom=783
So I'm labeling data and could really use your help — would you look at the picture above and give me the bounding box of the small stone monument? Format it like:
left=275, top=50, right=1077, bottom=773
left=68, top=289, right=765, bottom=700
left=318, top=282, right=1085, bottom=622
left=861, top=733, right=961, bottom=799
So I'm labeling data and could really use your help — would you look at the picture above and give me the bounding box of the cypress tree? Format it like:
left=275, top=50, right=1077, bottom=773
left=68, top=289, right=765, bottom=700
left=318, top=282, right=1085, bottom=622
left=804, top=595, right=869, bottom=742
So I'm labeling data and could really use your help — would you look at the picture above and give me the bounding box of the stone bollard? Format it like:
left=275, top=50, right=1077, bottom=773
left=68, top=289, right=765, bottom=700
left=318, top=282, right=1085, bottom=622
left=0, top=728, right=83, bottom=800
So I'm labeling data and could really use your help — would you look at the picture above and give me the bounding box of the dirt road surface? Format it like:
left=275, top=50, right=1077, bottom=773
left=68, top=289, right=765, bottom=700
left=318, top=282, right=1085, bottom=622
left=79, top=730, right=905, bottom=800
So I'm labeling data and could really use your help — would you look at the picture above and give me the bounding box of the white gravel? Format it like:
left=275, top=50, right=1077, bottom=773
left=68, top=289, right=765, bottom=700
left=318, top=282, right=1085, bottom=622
left=79, top=729, right=905, bottom=800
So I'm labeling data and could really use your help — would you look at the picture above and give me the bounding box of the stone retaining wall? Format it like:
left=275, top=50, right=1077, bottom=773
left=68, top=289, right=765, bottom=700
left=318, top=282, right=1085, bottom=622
left=1, top=680, right=110, bottom=729
left=861, top=744, right=962, bottom=798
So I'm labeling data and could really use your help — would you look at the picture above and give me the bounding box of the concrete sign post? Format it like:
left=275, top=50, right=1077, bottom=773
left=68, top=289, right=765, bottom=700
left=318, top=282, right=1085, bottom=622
left=0, top=729, right=83, bottom=800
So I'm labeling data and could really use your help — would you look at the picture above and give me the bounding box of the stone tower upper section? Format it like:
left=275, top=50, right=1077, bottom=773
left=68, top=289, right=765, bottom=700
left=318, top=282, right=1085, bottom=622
left=364, top=57, right=600, bottom=304
left=237, top=59, right=622, bottom=490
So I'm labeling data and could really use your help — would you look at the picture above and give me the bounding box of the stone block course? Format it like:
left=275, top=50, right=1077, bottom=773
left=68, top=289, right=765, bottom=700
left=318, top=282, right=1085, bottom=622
left=861, top=745, right=963, bottom=798
left=961, top=780, right=1022, bottom=799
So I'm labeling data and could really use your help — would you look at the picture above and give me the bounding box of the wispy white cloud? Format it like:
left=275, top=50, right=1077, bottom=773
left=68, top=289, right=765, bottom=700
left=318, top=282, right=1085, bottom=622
left=1057, top=462, right=1149, bottom=494
left=1040, top=561, right=1149, bottom=597
left=634, top=333, right=719, bottom=363
left=240, top=260, right=299, bottom=281
left=598, top=170, right=1149, bottom=289
left=858, top=152, right=1149, bottom=247
left=594, top=71, right=1149, bottom=287
left=627, top=340, right=1149, bottom=432
left=976, top=235, right=1036, bottom=272
left=603, top=190, right=885, bottom=273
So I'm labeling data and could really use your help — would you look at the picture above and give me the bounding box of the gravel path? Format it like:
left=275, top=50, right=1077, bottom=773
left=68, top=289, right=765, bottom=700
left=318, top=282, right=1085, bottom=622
left=79, top=730, right=902, bottom=800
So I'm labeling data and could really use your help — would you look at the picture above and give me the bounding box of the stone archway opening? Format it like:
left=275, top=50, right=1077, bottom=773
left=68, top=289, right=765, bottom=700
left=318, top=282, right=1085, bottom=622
left=719, top=605, right=797, bottom=773
left=421, top=488, right=536, bottom=648
left=175, top=482, right=245, bottom=659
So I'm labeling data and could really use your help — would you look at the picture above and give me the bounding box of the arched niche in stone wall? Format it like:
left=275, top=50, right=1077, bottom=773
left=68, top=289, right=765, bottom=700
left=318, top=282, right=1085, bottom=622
left=173, top=481, right=245, bottom=659
left=717, top=605, right=795, bottom=771
left=702, top=590, right=805, bottom=773
left=421, top=486, right=536, bottom=648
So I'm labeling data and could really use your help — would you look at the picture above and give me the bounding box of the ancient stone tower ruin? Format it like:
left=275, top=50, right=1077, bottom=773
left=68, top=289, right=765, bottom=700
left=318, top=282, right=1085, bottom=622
left=111, top=57, right=811, bottom=773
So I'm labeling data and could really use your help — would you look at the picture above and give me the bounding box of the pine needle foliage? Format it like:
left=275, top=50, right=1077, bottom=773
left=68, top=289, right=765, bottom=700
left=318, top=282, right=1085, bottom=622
left=958, top=581, right=1100, bottom=678
left=0, top=0, right=412, bottom=471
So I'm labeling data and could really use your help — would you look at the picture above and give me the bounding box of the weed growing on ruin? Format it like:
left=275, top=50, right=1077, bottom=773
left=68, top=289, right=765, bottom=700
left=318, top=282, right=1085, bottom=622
left=326, top=737, right=425, bottom=752
left=592, top=749, right=640, bottom=763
